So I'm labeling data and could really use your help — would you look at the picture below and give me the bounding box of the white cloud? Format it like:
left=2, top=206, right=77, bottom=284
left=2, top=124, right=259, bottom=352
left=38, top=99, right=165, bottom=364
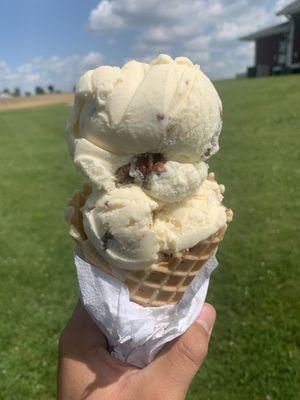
left=88, top=0, right=287, bottom=78
left=0, top=51, right=103, bottom=93
left=80, top=51, right=103, bottom=69
left=89, top=0, right=125, bottom=30
left=25, top=74, right=40, bottom=83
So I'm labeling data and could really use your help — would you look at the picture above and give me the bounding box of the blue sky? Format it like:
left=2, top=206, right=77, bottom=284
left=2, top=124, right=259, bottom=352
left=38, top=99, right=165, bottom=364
left=1, top=0, right=99, bottom=65
left=0, top=0, right=291, bottom=93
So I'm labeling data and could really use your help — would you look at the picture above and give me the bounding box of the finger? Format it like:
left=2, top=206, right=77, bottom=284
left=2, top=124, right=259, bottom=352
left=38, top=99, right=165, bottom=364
left=147, top=303, right=216, bottom=392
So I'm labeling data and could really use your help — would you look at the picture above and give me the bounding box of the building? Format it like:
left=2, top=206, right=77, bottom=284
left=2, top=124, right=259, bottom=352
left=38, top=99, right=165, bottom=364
left=240, top=0, right=300, bottom=77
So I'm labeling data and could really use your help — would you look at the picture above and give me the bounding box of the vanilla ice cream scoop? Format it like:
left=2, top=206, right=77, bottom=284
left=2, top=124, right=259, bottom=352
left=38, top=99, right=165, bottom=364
left=67, top=54, right=222, bottom=163
left=154, top=178, right=227, bottom=253
left=67, top=176, right=227, bottom=271
left=124, top=154, right=208, bottom=203
left=72, top=140, right=207, bottom=202
left=72, top=138, right=131, bottom=192
left=82, top=186, right=160, bottom=270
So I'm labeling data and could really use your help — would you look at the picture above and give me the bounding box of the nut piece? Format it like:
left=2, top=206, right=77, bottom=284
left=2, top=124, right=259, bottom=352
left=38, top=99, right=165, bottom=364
left=102, top=231, right=115, bottom=250
left=116, top=164, right=135, bottom=185
left=116, top=153, right=167, bottom=185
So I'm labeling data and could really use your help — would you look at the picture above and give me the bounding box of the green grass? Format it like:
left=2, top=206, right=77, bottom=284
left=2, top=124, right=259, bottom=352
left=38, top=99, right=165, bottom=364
left=0, top=105, right=81, bottom=399
left=0, top=74, right=300, bottom=399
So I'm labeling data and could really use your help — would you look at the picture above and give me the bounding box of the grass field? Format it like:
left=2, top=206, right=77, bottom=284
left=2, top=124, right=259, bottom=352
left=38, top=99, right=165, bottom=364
left=0, top=74, right=300, bottom=399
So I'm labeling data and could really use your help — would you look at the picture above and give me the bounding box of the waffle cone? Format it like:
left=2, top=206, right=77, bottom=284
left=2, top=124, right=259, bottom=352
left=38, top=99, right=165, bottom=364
left=66, top=182, right=233, bottom=307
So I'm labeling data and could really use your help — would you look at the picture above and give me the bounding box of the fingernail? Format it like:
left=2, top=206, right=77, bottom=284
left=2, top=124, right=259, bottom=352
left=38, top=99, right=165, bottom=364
left=196, top=304, right=216, bottom=335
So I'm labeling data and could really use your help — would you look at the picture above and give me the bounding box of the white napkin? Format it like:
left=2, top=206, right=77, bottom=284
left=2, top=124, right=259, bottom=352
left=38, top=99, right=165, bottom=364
left=75, top=254, right=218, bottom=368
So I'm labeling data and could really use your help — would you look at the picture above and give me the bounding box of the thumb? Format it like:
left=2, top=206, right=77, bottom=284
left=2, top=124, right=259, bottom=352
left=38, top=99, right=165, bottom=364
left=148, top=303, right=216, bottom=394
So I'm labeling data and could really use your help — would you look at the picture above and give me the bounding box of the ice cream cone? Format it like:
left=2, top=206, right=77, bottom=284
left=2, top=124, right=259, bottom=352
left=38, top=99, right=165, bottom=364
left=66, top=183, right=233, bottom=307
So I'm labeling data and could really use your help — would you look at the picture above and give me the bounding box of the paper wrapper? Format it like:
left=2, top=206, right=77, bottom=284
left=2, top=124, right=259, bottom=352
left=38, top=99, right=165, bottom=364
left=75, top=253, right=218, bottom=368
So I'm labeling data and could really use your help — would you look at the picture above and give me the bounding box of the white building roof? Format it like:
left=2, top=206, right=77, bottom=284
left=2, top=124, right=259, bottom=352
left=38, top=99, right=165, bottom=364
left=240, top=22, right=290, bottom=41
left=277, top=0, right=300, bottom=16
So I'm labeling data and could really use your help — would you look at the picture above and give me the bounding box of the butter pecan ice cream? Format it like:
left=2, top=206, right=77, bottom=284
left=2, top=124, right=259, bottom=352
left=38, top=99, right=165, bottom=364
left=66, top=54, right=228, bottom=272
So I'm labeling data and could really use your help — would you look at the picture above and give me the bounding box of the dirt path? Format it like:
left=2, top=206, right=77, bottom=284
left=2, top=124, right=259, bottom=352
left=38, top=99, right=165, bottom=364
left=0, top=93, right=73, bottom=111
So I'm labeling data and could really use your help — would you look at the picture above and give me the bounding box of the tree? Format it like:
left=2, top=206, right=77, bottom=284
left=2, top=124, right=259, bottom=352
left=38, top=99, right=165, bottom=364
left=35, top=86, right=45, bottom=95
left=13, top=87, right=21, bottom=97
left=3, top=88, right=10, bottom=94
left=47, top=84, right=55, bottom=94
left=25, top=91, right=31, bottom=97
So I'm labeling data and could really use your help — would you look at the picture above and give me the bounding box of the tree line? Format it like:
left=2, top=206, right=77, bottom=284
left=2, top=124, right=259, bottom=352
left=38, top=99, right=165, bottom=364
left=0, top=85, right=61, bottom=97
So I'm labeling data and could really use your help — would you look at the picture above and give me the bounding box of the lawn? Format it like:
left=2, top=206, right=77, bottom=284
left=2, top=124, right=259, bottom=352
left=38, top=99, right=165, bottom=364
left=0, top=74, right=300, bottom=399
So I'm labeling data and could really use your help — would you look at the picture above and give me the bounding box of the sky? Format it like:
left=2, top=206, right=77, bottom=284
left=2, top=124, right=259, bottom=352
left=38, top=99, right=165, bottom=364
left=0, top=0, right=293, bottom=93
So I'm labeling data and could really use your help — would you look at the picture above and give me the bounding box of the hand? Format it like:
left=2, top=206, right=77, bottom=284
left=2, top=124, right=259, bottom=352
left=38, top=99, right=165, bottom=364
left=57, top=301, right=216, bottom=400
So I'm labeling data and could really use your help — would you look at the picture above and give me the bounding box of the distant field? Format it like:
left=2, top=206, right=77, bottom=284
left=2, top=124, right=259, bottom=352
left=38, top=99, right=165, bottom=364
left=0, top=93, right=73, bottom=111
left=0, top=75, right=299, bottom=399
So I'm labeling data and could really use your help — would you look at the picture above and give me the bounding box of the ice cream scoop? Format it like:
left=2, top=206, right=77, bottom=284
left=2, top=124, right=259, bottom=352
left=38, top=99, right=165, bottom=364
left=72, top=140, right=208, bottom=202
left=144, top=161, right=208, bottom=203
left=67, top=54, right=223, bottom=163
left=67, top=175, right=227, bottom=271
left=72, top=138, right=130, bottom=192
left=153, top=178, right=227, bottom=253
left=82, top=185, right=160, bottom=270
left=119, top=153, right=208, bottom=203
